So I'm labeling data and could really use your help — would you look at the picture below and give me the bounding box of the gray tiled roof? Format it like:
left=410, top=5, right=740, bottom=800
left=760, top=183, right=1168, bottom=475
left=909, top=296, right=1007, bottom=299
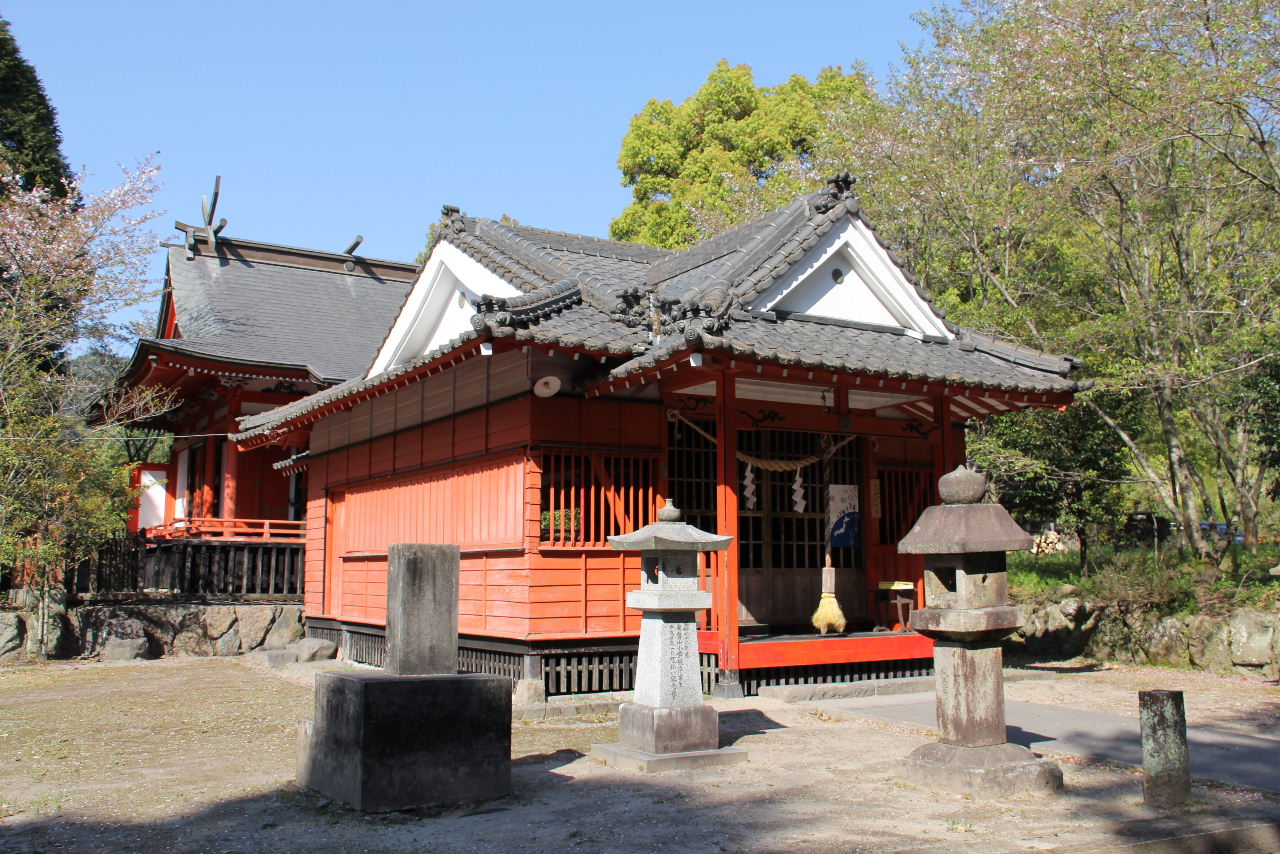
left=612, top=316, right=1076, bottom=393
left=159, top=243, right=414, bottom=382
left=236, top=179, right=1078, bottom=437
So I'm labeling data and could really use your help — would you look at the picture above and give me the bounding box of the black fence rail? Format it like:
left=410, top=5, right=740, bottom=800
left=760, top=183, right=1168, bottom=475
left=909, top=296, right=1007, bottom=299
left=70, top=534, right=147, bottom=594
left=143, top=540, right=304, bottom=596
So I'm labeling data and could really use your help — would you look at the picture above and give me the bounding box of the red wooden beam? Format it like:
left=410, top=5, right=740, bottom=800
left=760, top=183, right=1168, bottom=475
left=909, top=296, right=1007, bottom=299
left=736, top=633, right=934, bottom=669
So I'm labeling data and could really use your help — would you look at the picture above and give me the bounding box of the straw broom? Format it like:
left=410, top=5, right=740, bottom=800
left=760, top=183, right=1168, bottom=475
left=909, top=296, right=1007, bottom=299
left=811, top=551, right=847, bottom=634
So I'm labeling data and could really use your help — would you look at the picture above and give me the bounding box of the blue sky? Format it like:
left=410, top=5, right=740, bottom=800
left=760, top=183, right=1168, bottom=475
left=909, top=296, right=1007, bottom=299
left=6, top=2, right=927, bottom=278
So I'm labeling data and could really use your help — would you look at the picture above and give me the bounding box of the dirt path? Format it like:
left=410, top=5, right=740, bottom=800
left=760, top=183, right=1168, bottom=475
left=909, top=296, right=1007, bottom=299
left=2, top=658, right=1278, bottom=853
left=1007, top=662, right=1280, bottom=737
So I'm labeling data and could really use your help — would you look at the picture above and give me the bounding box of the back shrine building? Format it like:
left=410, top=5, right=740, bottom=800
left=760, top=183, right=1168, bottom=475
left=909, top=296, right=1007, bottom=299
left=234, top=177, right=1080, bottom=695
left=115, top=227, right=416, bottom=588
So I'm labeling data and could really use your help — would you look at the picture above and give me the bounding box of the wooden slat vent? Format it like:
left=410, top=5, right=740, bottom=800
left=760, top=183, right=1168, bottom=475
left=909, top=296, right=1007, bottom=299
left=540, top=450, right=659, bottom=547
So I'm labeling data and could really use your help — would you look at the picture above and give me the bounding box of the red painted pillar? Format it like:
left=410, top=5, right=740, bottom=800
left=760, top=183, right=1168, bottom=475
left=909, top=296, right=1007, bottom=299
left=221, top=391, right=243, bottom=522
left=200, top=438, right=217, bottom=519
left=221, top=436, right=239, bottom=521
left=714, top=369, right=743, bottom=697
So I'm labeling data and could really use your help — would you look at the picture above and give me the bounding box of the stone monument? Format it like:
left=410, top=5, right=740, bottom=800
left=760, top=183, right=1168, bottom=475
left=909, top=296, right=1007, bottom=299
left=897, top=467, right=1062, bottom=797
left=298, top=544, right=512, bottom=811
left=593, top=501, right=747, bottom=771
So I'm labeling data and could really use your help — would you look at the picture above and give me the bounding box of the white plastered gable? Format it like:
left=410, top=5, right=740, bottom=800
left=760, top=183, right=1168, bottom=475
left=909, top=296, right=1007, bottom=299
left=367, top=240, right=522, bottom=377
left=748, top=217, right=951, bottom=340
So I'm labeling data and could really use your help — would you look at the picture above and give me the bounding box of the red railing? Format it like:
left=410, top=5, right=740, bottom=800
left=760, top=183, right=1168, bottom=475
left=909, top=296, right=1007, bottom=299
left=144, top=517, right=306, bottom=541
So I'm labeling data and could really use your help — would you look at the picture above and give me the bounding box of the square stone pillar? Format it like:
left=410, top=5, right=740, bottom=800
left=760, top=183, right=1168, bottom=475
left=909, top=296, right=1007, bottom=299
left=385, top=543, right=458, bottom=676
left=299, top=542, right=511, bottom=810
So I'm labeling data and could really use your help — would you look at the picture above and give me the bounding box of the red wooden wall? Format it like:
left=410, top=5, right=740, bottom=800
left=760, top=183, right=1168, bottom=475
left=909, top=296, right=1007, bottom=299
left=301, top=349, right=664, bottom=641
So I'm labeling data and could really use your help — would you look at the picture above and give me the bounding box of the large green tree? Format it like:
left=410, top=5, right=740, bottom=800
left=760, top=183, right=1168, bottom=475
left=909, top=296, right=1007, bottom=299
left=611, top=61, right=874, bottom=249
left=0, top=17, right=71, bottom=197
left=650, top=1, right=1280, bottom=562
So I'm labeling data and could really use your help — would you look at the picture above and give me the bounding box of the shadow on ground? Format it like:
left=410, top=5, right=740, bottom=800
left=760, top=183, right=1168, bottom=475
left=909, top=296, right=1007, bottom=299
left=6, top=741, right=1280, bottom=854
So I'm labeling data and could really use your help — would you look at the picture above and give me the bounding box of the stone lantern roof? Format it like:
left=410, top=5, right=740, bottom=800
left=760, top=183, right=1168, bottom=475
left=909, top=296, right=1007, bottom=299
left=608, top=501, right=732, bottom=553
left=897, top=467, right=1033, bottom=555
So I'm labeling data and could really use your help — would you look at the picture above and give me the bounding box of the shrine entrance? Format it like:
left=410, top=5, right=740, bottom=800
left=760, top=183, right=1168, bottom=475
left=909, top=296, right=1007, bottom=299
left=666, top=417, right=868, bottom=633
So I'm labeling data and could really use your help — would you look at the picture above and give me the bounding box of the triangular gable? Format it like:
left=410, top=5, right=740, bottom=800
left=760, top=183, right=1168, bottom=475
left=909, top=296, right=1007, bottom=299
left=747, top=217, right=951, bottom=340
left=368, top=240, right=521, bottom=377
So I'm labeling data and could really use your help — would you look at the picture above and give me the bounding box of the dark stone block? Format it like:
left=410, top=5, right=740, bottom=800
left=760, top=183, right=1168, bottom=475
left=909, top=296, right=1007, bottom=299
left=385, top=544, right=459, bottom=676
left=618, top=702, right=718, bottom=754
left=300, top=671, right=511, bottom=812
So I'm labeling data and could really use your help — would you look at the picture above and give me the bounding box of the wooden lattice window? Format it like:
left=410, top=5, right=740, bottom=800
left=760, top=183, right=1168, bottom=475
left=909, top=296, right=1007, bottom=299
left=877, top=465, right=935, bottom=546
left=735, top=430, right=862, bottom=574
left=666, top=417, right=718, bottom=536
left=540, top=449, right=659, bottom=546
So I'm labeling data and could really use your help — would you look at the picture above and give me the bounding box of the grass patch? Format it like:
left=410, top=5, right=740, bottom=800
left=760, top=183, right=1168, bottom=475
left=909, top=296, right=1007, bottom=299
left=1008, top=551, right=1082, bottom=596
left=1009, top=543, right=1280, bottom=613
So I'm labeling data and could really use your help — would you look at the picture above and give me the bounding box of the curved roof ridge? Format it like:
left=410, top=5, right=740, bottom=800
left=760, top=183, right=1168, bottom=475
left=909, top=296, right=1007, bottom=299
left=958, top=330, right=1078, bottom=376
left=500, top=222, right=674, bottom=264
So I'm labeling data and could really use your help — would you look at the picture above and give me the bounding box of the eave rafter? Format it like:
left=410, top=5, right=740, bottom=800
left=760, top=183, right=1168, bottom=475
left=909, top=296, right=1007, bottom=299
left=584, top=348, right=1074, bottom=415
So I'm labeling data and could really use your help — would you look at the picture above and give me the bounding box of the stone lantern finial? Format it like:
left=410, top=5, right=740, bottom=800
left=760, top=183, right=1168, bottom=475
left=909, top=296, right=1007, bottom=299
left=938, top=465, right=986, bottom=504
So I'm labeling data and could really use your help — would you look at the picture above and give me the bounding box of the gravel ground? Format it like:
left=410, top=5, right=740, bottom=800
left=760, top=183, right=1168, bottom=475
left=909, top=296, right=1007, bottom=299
left=1, top=657, right=1278, bottom=854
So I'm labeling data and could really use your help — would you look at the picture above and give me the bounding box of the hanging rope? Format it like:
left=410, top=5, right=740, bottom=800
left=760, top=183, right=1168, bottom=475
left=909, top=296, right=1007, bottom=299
left=669, top=409, right=855, bottom=471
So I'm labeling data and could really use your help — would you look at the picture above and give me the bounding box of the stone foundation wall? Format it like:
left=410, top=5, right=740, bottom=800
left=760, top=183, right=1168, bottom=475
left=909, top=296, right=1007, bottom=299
left=1010, top=596, right=1280, bottom=679
left=0, top=600, right=303, bottom=662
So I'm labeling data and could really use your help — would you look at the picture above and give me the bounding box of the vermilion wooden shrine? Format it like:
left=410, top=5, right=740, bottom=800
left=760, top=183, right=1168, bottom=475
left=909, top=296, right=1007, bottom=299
left=235, top=178, right=1080, bottom=695
left=116, top=228, right=416, bottom=592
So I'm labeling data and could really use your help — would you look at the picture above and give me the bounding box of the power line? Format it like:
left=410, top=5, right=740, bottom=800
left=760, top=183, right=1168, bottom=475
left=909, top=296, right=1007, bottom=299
left=0, top=432, right=228, bottom=442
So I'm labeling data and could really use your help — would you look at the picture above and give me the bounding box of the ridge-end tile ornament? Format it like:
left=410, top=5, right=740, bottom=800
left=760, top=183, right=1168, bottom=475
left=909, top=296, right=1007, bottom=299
left=593, top=500, right=748, bottom=771
left=897, top=467, right=1063, bottom=797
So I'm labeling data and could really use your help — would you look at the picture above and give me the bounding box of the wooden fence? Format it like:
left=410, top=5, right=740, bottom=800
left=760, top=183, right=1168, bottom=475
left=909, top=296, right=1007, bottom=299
left=142, top=540, right=304, bottom=596
left=56, top=535, right=302, bottom=598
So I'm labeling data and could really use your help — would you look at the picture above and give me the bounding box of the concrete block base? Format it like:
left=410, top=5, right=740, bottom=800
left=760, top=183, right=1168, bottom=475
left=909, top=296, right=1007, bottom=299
left=592, top=741, right=748, bottom=772
left=618, top=702, right=718, bottom=755
left=298, top=671, right=511, bottom=812
left=903, top=742, right=1062, bottom=798
left=512, top=678, right=546, bottom=706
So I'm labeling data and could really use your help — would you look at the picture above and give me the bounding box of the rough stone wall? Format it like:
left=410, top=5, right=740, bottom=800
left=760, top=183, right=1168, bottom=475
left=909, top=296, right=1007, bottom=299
left=1010, top=596, right=1280, bottom=680
left=0, top=602, right=303, bottom=662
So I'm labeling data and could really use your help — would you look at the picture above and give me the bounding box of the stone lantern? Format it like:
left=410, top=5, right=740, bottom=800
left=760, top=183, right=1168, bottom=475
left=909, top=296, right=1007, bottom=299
left=897, top=466, right=1062, bottom=796
left=593, top=500, right=747, bottom=771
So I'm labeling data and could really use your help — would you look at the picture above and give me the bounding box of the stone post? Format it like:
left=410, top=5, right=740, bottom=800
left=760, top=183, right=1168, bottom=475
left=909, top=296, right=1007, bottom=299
left=385, top=543, right=458, bottom=676
left=1140, top=690, right=1191, bottom=807
left=593, top=501, right=747, bottom=771
left=298, top=543, right=511, bottom=811
left=897, top=467, right=1062, bottom=797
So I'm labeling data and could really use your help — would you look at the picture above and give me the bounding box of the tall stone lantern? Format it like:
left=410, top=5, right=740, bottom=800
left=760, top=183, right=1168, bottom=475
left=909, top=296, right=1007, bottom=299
left=593, top=500, right=747, bottom=771
left=897, top=466, right=1062, bottom=796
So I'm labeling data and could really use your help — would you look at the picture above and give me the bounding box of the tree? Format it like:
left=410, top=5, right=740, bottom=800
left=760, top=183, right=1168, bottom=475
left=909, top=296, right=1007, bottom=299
left=952, top=0, right=1280, bottom=559
left=969, top=397, right=1135, bottom=571
left=0, top=160, right=164, bottom=603
left=0, top=17, right=71, bottom=197
left=671, top=1, right=1280, bottom=563
left=611, top=61, right=875, bottom=249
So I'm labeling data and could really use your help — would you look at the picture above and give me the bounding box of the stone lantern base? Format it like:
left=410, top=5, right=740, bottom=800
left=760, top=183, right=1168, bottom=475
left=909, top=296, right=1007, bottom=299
left=904, top=742, right=1062, bottom=798
left=593, top=702, right=747, bottom=772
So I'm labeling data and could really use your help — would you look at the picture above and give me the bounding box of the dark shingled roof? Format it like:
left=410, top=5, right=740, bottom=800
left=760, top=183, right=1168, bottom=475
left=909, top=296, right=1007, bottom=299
left=145, top=241, right=415, bottom=383
left=236, top=178, right=1079, bottom=437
